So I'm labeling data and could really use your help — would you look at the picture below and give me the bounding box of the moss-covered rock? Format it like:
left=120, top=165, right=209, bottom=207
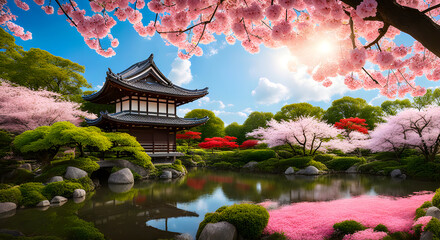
left=19, top=182, right=46, bottom=207
left=373, top=224, right=389, bottom=233
left=42, top=181, right=83, bottom=199
left=333, top=220, right=367, bottom=235
left=326, top=157, right=366, bottom=171
left=197, top=204, right=269, bottom=240
left=433, top=189, right=440, bottom=209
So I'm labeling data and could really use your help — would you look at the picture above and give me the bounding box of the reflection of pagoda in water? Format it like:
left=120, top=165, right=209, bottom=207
left=79, top=195, right=198, bottom=240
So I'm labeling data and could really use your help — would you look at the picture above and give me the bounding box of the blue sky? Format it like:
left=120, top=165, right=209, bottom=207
left=7, top=3, right=440, bottom=126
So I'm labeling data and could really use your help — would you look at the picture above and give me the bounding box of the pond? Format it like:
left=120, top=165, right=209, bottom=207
left=1, top=169, right=439, bottom=240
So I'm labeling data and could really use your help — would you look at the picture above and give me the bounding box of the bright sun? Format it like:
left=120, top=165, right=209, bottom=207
left=317, top=41, right=334, bottom=55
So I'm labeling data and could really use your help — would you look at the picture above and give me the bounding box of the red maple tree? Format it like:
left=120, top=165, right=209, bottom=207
left=198, top=136, right=239, bottom=153
left=240, top=140, right=259, bottom=149
left=334, top=117, right=369, bottom=135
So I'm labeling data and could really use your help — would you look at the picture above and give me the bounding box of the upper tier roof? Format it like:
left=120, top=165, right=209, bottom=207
left=83, top=54, right=208, bottom=104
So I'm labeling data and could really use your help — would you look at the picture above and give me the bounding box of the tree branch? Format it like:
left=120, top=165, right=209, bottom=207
left=364, top=23, right=389, bottom=49
left=422, top=3, right=440, bottom=14
left=54, top=0, right=77, bottom=27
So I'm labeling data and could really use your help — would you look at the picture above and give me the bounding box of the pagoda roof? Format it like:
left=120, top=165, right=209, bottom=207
left=83, top=54, right=208, bottom=103
left=85, top=112, right=209, bottom=128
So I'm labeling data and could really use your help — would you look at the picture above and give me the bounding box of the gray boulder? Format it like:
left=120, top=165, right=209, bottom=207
left=36, top=200, right=50, bottom=207
left=175, top=233, right=193, bottom=240
left=73, top=189, right=86, bottom=198
left=166, top=168, right=184, bottom=178
left=284, top=167, right=295, bottom=175
left=47, top=176, right=63, bottom=183
left=108, top=183, right=134, bottom=193
left=198, top=221, right=237, bottom=240
left=346, top=166, right=358, bottom=173
left=243, top=161, right=258, bottom=169
left=421, top=231, right=433, bottom=240
left=18, top=163, right=32, bottom=171
left=0, top=202, right=16, bottom=214
left=400, top=174, right=407, bottom=180
left=427, top=207, right=440, bottom=219
left=108, top=168, right=134, bottom=184
left=390, top=169, right=402, bottom=178
left=50, top=196, right=67, bottom=204
left=160, top=170, right=172, bottom=179
left=297, top=166, right=320, bottom=175
left=64, top=167, right=87, bottom=179
left=73, top=197, right=86, bottom=204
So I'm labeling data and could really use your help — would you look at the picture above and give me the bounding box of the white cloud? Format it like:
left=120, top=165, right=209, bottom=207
left=177, top=108, right=191, bottom=117
left=95, top=81, right=105, bottom=90
left=251, top=77, right=290, bottom=105
left=206, top=47, right=219, bottom=57
left=243, top=108, right=253, bottom=114
left=213, top=110, right=248, bottom=118
left=168, top=57, right=192, bottom=86
left=198, top=96, right=227, bottom=109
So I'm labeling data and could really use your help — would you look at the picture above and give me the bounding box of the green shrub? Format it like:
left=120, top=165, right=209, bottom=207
left=0, top=184, right=11, bottom=190
left=333, top=220, right=367, bottom=235
left=0, top=186, right=22, bottom=204
left=404, top=156, right=440, bottom=181
left=197, top=204, right=269, bottom=240
left=358, top=160, right=402, bottom=174
left=241, top=149, right=276, bottom=163
left=176, top=145, right=188, bottom=153
left=212, top=161, right=234, bottom=170
left=382, top=231, right=414, bottom=240
left=308, top=160, right=328, bottom=171
left=36, top=157, right=99, bottom=182
left=66, top=227, right=105, bottom=240
left=415, top=207, right=427, bottom=219
left=42, top=181, right=83, bottom=199
left=432, top=189, right=440, bottom=209
left=313, top=154, right=334, bottom=163
left=256, top=156, right=316, bottom=173
left=425, top=217, right=440, bottom=237
left=19, top=182, right=46, bottom=207
left=326, top=157, right=366, bottom=171
left=277, top=150, right=294, bottom=159
left=0, top=234, right=62, bottom=240
left=67, top=177, right=95, bottom=192
left=8, top=168, right=34, bottom=184
left=374, top=224, right=389, bottom=233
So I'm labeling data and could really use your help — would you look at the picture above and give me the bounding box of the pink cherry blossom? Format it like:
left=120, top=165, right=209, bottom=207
left=356, top=0, right=378, bottom=18
left=41, top=5, right=53, bottom=14
left=33, top=0, right=43, bottom=5
left=13, top=0, right=28, bottom=10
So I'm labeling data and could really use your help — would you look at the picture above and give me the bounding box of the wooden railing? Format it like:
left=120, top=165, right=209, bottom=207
left=140, top=143, right=176, bottom=154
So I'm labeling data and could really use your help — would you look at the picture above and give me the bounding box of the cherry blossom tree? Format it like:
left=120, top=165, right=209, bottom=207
left=247, top=117, right=341, bottom=155
left=368, top=106, right=440, bottom=161
left=2, top=0, right=440, bottom=97
left=0, top=81, right=95, bottom=133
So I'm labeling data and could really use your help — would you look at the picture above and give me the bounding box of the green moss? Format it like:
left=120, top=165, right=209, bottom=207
left=42, top=181, right=83, bottom=199
left=374, top=224, right=389, bottom=233
left=66, top=177, right=94, bottom=192
left=240, top=149, right=277, bottom=163
left=308, top=160, right=328, bottom=171
left=0, top=186, right=22, bottom=204
left=326, top=157, right=366, bottom=171
left=333, top=220, right=367, bottom=235
left=277, top=150, right=294, bottom=159
left=8, top=168, right=34, bottom=184
left=19, top=182, right=46, bottom=207
left=404, top=156, right=440, bottom=181
left=425, top=217, right=440, bottom=237
left=415, top=207, right=427, bottom=219
left=66, top=227, right=105, bottom=240
left=196, top=204, right=269, bottom=240
left=36, top=157, right=99, bottom=182
left=265, top=232, right=287, bottom=240
left=382, top=231, right=414, bottom=240
left=0, top=234, right=62, bottom=240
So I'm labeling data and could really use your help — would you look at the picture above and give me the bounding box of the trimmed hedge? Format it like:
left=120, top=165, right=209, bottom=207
left=241, top=149, right=276, bottom=163
left=313, top=154, right=335, bottom=163
left=426, top=217, right=440, bottom=238
left=433, top=189, right=440, bottom=209
left=212, top=161, right=234, bottom=170
left=326, top=157, right=366, bottom=171
left=373, top=224, right=389, bottom=233
left=404, top=156, right=440, bottom=181
left=197, top=204, right=269, bottom=240
left=255, top=156, right=328, bottom=173
left=358, top=160, right=402, bottom=174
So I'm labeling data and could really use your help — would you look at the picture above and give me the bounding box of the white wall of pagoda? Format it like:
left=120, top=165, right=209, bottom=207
left=114, top=96, right=176, bottom=117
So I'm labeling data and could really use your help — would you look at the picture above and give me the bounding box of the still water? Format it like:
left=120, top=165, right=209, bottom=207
left=1, top=169, right=439, bottom=240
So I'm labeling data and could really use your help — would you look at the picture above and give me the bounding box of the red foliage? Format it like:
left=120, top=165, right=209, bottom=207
left=176, top=131, right=201, bottom=139
left=198, top=136, right=239, bottom=150
left=186, top=178, right=206, bottom=190
left=334, top=117, right=369, bottom=134
left=240, top=140, right=259, bottom=149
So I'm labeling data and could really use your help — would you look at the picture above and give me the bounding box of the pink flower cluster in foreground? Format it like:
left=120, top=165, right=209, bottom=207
left=343, top=229, right=388, bottom=240
left=264, top=193, right=434, bottom=240
left=413, top=216, right=432, bottom=231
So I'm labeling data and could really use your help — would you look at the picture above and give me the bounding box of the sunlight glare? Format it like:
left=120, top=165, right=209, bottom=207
left=317, top=40, right=333, bottom=55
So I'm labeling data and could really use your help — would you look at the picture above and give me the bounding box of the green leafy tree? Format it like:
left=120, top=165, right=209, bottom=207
left=71, top=90, right=115, bottom=116
left=13, top=122, right=112, bottom=164
left=242, top=112, right=274, bottom=136
left=381, top=99, right=412, bottom=116
left=0, top=28, right=91, bottom=97
left=225, top=122, right=245, bottom=144
left=323, top=96, right=384, bottom=128
left=274, top=103, right=325, bottom=121
left=105, top=132, right=153, bottom=169
left=412, top=88, right=440, bottom=110
left=184, top=109, right=224, bottom=140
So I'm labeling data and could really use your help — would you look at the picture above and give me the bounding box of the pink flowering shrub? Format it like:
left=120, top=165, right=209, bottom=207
left=413, top=216, right=432, bottom=230
left=264, top=193, right=434, bottom=240
left=343, top=229, right=388, bottom=240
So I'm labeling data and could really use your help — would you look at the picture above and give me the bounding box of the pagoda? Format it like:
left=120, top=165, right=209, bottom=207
left=83, top=54, right=208, bottom=161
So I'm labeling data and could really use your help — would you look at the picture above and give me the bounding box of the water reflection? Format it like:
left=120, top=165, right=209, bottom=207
left=1, top=169, right=439, bottom=240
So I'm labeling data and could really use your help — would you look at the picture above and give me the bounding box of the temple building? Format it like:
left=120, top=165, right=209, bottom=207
left=83, top=54, right=208, bottom=161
